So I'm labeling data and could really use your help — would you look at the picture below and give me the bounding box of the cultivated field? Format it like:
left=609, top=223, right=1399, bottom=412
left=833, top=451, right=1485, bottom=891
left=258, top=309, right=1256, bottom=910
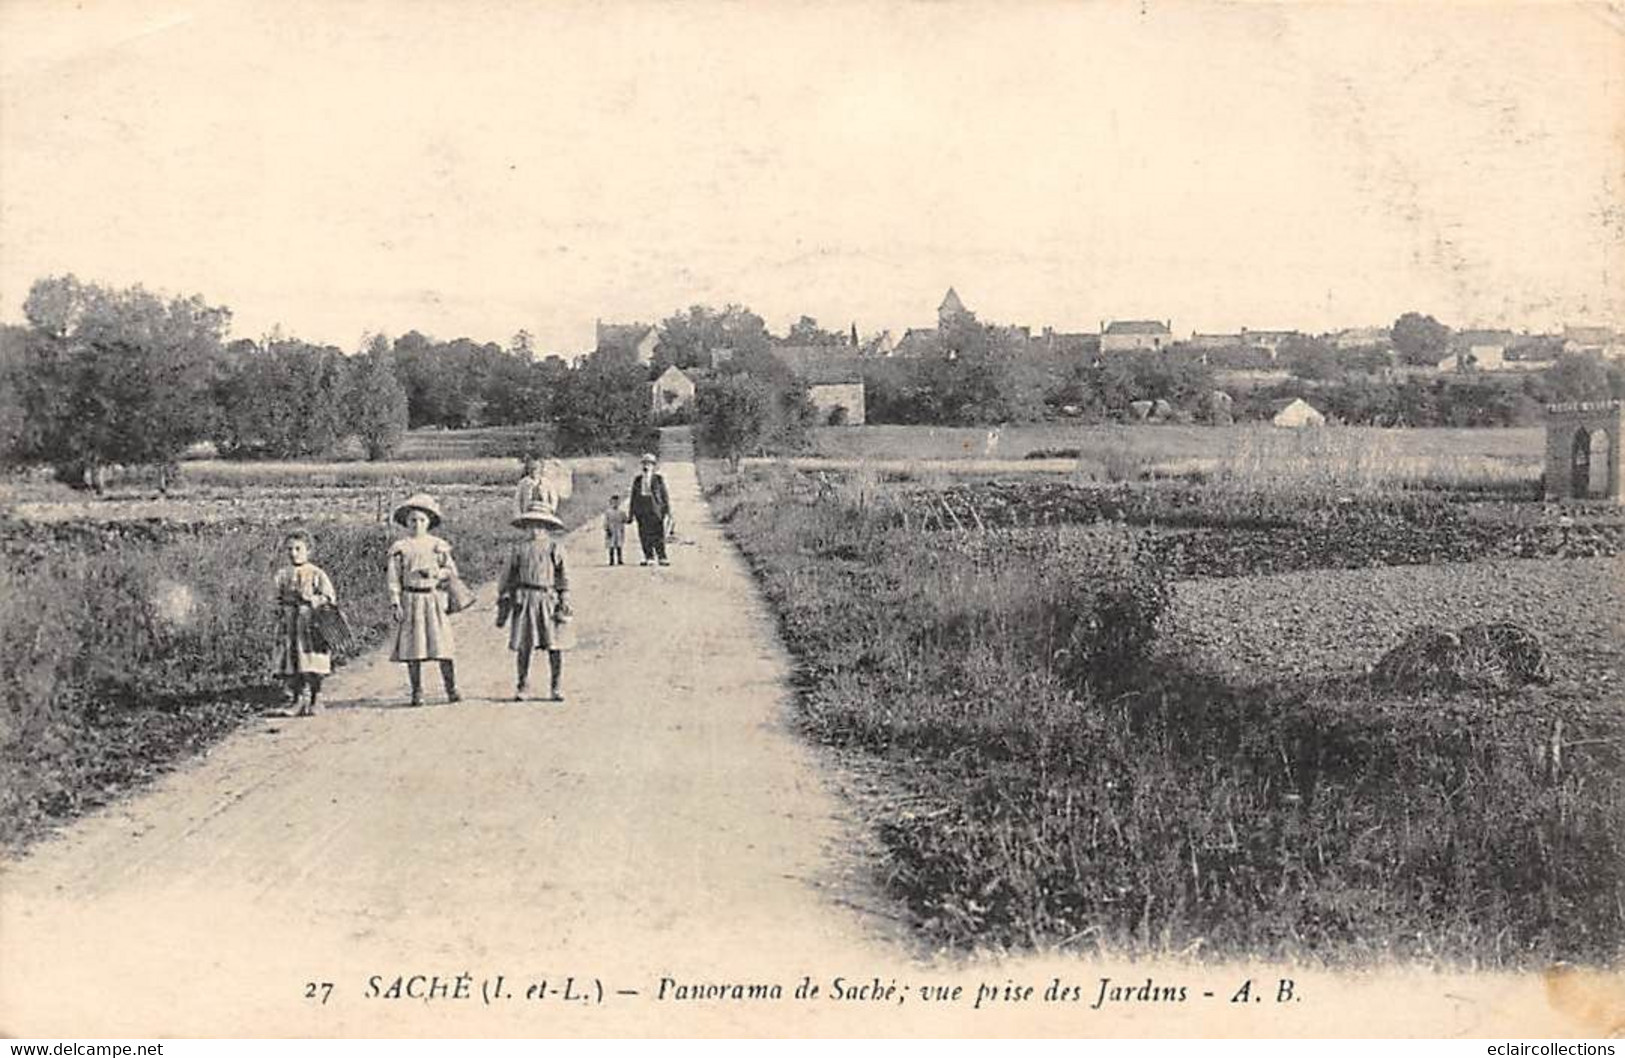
left=699, top=440, right=1625, bottom=966
left=807, top=422, right=1543, bottom=462
left=799, top=423, right=1544, bottom=491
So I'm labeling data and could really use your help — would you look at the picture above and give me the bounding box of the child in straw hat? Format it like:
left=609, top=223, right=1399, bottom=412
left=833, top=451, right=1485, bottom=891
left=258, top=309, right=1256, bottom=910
left=387, top=492, right=461, bottom=706
left=498, top=499, right=572, bottom=701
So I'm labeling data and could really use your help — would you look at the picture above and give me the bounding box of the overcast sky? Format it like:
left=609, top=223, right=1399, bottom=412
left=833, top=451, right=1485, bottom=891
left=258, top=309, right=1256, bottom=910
left=2, top=0, right=1621, bottom=353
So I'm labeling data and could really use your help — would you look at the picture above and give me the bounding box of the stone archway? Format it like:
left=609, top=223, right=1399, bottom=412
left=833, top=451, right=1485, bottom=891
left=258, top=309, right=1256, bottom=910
left=1572, top=427, right=1592, bottom=498
left=1544, top=400, right=1625, bottom=505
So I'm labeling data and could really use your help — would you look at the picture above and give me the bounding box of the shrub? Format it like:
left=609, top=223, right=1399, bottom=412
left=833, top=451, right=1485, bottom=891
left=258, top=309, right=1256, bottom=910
left=1099, top=434, right=1148, bottom=483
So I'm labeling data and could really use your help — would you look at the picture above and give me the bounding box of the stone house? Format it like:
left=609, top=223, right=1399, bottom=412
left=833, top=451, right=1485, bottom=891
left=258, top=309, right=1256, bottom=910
left=1332, top=326, right=1392, bottom=350
left=651, top=364, right=696, bottom=415
left=1238, top=328, right=1299, bottom=359
left=1563, top=324, right=1625, bottom=359
left=596, top=320, right=659, bottom=365
left=770, top=347, right=867, bottom=425
left=1438, top=329, right=1515, bottom=372
left=1100, top=319, right=1173, bottom=353
left=1188, top=332, right=1243, bottom=350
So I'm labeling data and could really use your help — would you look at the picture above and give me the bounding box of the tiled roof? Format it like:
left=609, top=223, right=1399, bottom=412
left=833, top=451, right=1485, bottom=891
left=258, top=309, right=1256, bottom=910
left=1456, top=330, right=1515, bottom=347
left=1104, top=320, right=1170, bottom=335
left=771, top=345, right=865, bottom=383
left=596, top=322, right=654, bottom=351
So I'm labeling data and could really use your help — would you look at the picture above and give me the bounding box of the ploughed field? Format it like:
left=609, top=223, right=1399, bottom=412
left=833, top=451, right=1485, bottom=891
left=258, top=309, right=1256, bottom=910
left=1168, top=557, right=1625, bottom=689
left=704, top=461, right=1625, bottom=965
left=890, top=479, right=1623, bottom=572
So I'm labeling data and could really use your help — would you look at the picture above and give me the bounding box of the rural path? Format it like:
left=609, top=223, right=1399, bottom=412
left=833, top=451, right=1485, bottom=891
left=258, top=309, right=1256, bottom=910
left=0, top=429, right=916, bottom=1036
left=0, top=430, right=1603, bottom=1037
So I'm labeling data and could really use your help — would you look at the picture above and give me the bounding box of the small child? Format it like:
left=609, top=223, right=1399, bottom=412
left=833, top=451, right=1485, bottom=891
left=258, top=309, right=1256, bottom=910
left=272, top=530, right=337, bottom=716
left=500, top=501, right=573, bottom=702
left=603, top=493, right=628, bottom=566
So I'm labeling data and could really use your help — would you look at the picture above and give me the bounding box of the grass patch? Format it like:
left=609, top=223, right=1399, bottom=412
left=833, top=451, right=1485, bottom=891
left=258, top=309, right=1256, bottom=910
left=699, top=458, right=1625, bottom=965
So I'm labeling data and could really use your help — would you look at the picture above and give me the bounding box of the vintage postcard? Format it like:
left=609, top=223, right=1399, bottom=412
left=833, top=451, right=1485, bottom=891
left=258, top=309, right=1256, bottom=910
left=1, top=0, right=1622, bottom=1040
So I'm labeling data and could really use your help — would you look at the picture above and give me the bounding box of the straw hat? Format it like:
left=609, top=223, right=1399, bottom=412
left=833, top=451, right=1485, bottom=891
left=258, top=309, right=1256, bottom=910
left=392, top=492, right=444, bottom=529
left=512, top=500, right=565, bottom=530
left=640, top=452, right=658, bottom=465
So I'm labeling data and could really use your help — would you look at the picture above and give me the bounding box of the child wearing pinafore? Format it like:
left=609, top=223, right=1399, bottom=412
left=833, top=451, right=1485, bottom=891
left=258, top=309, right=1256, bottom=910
left=499, top=500, right=572, bottom=701
left=387, top=493, right=460, bottom=706
left=272, top=530, right=336, bottom=716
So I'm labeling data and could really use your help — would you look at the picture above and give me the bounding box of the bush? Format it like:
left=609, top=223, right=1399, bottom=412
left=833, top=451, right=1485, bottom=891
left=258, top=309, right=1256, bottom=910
left=1099, top=434, right=1148, bottom=482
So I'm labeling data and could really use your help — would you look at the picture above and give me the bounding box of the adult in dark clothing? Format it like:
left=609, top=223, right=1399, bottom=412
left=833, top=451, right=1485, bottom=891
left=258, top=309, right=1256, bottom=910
left=628, top=452, right=671, bottom=566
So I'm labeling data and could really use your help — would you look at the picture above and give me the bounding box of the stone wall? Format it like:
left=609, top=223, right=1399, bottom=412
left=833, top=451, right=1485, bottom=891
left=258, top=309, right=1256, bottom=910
left=808, top=382, right=866, bottom=426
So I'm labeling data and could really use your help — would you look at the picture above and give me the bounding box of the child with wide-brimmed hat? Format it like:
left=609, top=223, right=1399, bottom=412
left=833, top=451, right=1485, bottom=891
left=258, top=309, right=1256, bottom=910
left=387, top=492, right=461, bottom=706
left=498, top=499, right=572, bottom=701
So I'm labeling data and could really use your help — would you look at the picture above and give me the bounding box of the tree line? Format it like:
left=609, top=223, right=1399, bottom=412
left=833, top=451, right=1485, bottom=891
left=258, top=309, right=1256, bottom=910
left=4, top=276, right=1620, bottom=486
left=762, top=308, right=1625, bottom=431
left=0, top=276, right=654, bottom=488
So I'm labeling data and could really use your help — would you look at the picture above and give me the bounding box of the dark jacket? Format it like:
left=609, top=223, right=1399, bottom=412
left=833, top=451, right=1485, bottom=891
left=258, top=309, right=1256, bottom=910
left=628, top=472, right=669, bottom=521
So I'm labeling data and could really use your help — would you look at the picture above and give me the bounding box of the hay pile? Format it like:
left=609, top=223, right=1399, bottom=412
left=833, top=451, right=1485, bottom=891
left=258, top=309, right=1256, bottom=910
left=1371, top=621, right=1554, bottom=691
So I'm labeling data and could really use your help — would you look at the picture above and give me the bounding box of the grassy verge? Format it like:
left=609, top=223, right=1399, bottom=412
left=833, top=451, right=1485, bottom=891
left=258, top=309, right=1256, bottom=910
left=699, top=458, right=1625, bottom=966
left=0, top=462, right=624, bottom=851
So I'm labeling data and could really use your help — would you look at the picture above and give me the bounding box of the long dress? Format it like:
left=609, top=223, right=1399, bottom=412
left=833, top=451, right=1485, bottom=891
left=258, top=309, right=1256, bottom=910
left=272, top=563, right=336, bottom=676
left=388, top=534, right=458, bottom=661
left=498, top=537, right=572, bottom=653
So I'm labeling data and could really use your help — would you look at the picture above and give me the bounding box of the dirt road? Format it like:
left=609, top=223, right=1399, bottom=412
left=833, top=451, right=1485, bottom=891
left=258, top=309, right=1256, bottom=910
left=0, top=438, right=913, bottom=1036
left=0, top=434, right=1605, bottom=1037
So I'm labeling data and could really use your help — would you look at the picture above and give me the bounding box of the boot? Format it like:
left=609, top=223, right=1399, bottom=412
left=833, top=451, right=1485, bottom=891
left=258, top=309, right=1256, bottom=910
left=515, top=652, right=531, bottom=702
left=441, top=660, right=461, bottom=703
left=407, top=662, right=424, bottom=707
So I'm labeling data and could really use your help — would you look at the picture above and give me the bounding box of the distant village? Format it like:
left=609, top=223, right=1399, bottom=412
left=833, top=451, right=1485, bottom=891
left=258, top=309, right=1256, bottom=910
left=596, top=287, right=1624, bottom=429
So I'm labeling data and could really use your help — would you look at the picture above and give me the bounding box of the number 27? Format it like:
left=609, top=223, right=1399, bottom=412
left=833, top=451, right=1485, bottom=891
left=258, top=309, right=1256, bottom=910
left=304, top=981, right=334, bottom=1005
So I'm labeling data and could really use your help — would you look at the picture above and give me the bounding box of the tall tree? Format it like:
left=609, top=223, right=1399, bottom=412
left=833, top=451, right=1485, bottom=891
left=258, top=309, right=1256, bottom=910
left=552, top=354, right=652, bottom=454
left=655, top=304, right=772, bottom=369
left=352, top=336, right=410, bottom=460
left=9, top=276, right=228, bottom=488
left=696, top=373, right=773, bottom=471
left=213, top=338, right=351, bottom=458
left=509, top=329, right=536, bottom=363
left=1391, top=312, right=1453, bottom=367
left=1535, top=353, right=1617, bottom=404
left=781, top=315, right=844, bottom=347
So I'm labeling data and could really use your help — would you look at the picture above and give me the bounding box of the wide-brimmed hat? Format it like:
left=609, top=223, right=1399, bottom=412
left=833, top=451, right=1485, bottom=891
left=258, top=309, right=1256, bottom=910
left=513, top=500, right=565, bottom=530
left=393, top=492, right=444, bottom=529
left=640, top=452, right=658, bottom=465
